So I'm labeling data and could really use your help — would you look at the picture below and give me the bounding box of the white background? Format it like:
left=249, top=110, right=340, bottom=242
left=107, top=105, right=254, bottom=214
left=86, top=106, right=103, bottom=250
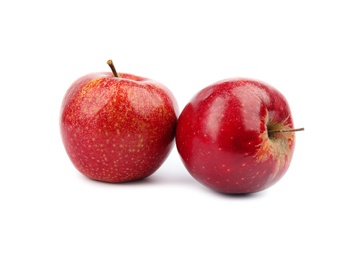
left=1, top=0, right=357, bottom=259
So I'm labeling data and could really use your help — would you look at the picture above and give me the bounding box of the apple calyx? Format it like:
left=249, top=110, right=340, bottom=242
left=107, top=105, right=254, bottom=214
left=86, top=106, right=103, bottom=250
left=107, top=59, right=119, bottom=78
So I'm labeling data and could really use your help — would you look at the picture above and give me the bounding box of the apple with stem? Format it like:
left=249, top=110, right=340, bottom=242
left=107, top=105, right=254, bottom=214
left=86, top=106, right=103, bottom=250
left=60, top=60, right=178, bottom=182
left=176, top=78, right=303, bottom=194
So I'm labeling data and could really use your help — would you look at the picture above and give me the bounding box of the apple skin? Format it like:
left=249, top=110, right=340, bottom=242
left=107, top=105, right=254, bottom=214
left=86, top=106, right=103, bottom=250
left=176, top=78, right=296, bottom=194
left=60, top=72, right=178, bottom=182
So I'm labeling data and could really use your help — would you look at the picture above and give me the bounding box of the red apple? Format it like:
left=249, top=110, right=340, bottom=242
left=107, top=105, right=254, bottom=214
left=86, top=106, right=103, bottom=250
left=60, top=60, right=178, bottom=182
left=176, top=78, right=303, bottom=194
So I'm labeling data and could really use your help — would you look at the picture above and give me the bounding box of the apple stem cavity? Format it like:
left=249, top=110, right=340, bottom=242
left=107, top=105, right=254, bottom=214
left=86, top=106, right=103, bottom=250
left=107, top=60, right=119, bottom=78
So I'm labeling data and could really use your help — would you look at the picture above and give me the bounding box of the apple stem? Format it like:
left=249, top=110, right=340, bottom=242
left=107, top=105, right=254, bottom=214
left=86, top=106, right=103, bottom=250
left=107, top=60, right=119, bottom=77
left=268, top=127, right=305, bottom=133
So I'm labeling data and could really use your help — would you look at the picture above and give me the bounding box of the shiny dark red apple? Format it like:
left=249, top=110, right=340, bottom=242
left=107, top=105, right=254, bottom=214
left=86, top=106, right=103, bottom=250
left=60, top=60, right=178, bottom=182
left=176, top=78, right=303, bottom=194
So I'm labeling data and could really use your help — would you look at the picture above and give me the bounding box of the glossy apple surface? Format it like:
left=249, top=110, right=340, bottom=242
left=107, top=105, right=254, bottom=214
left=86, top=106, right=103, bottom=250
left=60, top=65, right=178, bottom=182
left=176, top=78, right=297, bottom=194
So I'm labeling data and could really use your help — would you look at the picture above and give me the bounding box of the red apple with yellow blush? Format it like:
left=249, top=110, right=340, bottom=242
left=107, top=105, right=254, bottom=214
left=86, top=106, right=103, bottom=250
left=60, top=60, right=178, bottom=182
left=176, top=78, right=303, bottom=194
